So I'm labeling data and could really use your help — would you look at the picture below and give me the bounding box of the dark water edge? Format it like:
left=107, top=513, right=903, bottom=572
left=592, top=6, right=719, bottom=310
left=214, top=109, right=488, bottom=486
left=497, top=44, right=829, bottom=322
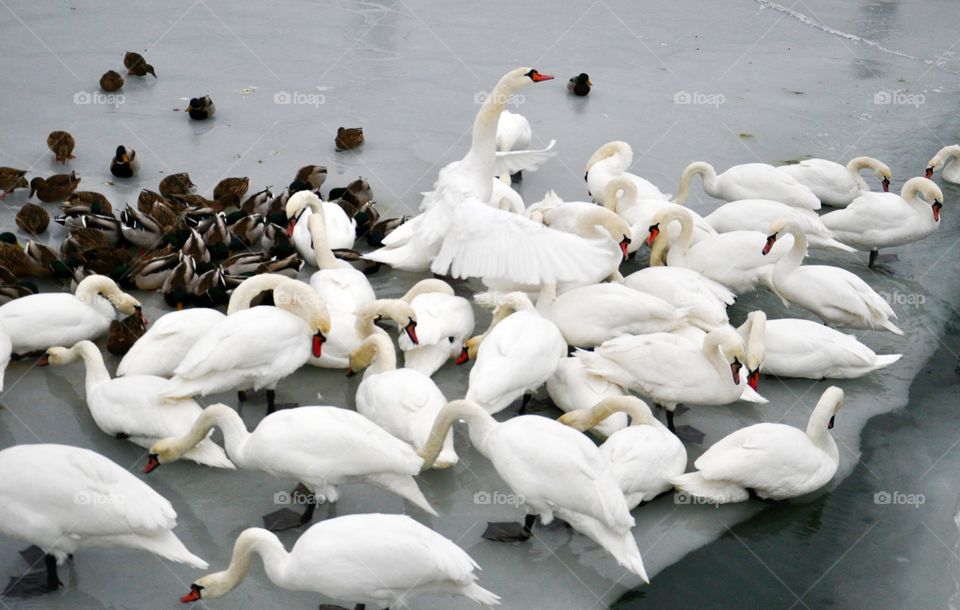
left=616, top=314, right=960, bottom=610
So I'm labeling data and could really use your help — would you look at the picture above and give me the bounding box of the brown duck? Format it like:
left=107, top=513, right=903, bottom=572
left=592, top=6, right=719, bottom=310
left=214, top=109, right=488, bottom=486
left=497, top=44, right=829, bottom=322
left=159, top=172, right=195, bottom=198
left=0, top=168, right=28, bottom=200
left=30, top=171, right=81, bottom=202
left=66, top=191, right=113, bottom=215
left=15, top=203, right=49, bottom=235
left=47, top=131, right=76, bottom=164
left=290, top=165, right=327, bottom=193
left=335, top=127, right=364, bottom=151
left=213, top=177, right=249, bottom=208
left=124, top=51, right=156, bottom=77
left=100, top=70, right=124, bottom=92
left=0, top=234, right=54, bottom=278
left=106, top=312, right=147, bottom=356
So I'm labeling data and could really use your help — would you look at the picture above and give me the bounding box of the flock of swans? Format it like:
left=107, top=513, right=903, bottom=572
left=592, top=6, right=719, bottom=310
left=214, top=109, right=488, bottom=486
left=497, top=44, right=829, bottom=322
left=0, top=65, right=952, bottom=608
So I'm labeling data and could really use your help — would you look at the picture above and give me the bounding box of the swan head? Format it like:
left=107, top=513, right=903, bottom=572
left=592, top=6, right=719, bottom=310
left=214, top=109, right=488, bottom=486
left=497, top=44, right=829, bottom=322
left=359, top=299, right=419, bottom=345
left=181, top=575, right=230, bottom=602
left=814, top=386, right=844, bottom=432
left=711, top=327, right=746, bottom=385
left=499, top=67, right=555, bottom=92
left=761, top=217, right=803, bottom=255
left=38, top=345, right=77, bottom=367
left=273, top=282, right=331, bottom=357
left=584, top=141, right=633, bottom=177
left=284, top=191, right=321, bottom=235
left=645, top=206, right=691, bottom=248
left=457, top=335, right=482, bottom=364
left=743, top=311, right=766, bottom=389
left=145, top=437, right=183, bottom=472
left=347, top=338, right=379, bottom=375
left=903, top=176, right=944, bottom=222
left=76, top=274, right=142, bottom=315
left=576, top=208, right=632, bottom=260
left=847, top=157, right=891, bottom=192
left=925, top=145, right=960, bottom=178
left=601, top=177, right=639, bottom=213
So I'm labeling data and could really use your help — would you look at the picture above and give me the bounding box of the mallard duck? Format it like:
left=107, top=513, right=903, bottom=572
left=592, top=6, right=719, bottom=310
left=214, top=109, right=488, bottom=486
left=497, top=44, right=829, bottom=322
left=60, top=233, right=131, bottom=279
left=335, top=127, right=364, bottom=151
left=30, top=171, right=80, bottom=202
left=568, top=73, right=592, bottom=96
left=240, top=187, right=273, bottom=215
left=99, top=70, right=124, bottom=92
left=289, top=165, right=326, bottom=193
left=330, top=178, right=378, bottom=237
left=106, top=311, right=147, bottom=355
left=56, top=213, right=121, bottom=244
left=159, top=173, right=195, bottom=198
left=331, top=248, right=380, bottom=275
left=119, top=207, right=165, bottom=248
left=110, top=145, right=139, bottom=178
left=0, top=280, right=38, bottom=304
left=0, top=234, right=53, bottom=278
left=127, top=248, right=178, bottom=290
left=331, top=177, right=373, bottom=206
left=24, top=240, right=70, bottom=278
left=261, top=222, right=297, bottom=257
left=0, top=168, right=28, bottom=200
left=15, top=203, right=49, bottom=235
left=60, top=227, right=111, bottom=261
left=180, top=228, right=209, bottom=264
left=366, top=215, right=408, bottom=247
left=124, top=51, right=156, bottom=77
left=171, top=193, right=223, bottom=213
left=227, top=212, right=266, bottom=246
left=191, top=266, right=229, bottom=308
left=213, top=176, right=248, bottom=207
left=163, top=254, right=196, bottom=309
left=47, top=131, right=76, bottom=164
left=137, top=189, right=168, bottom=214
left=199, top=212, right=232, bottom=259
left=66, top=191, right=113, bottom=215
left=220, top=251, right=272, bottom=276
left=186, top=96, right=215, bottom=120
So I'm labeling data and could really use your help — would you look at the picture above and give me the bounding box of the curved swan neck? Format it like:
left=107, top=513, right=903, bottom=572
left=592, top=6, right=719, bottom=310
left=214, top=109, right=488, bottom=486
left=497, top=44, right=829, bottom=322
left=655, top=207, right=694, bottom=255
left=227, top=274, right=291, bottom=314
left=602, top=178, right=638, bottom=213
left=846, top=156, right=883, bottom=176
left=184, top=404, right=251, bottom=465
left=307, top=209, right=339, bottom=269
left=535, top=283, right=558, bottom=310
left=741, top=311, right=766, bottom=371
left=574, top=208, right=627, bottom=242
left=69, top=341, right=112, bottom=397
left=702, top=331, right=734, bottom=378
left=354, top=299, right=413, bottom=337
left=352, top=333, right=397, bottom=375
left=772, top=222, right=807, bottom=279
left=586, top=396, right=657, bottom=428
left=459, top=74, right=519, bottom=199
left=420, top=400, right=497, bottom=468
left=401, top=279, right=453, bottom=303
left=203, top=529, right=290, bottom=596
left=675, top=161, right=715, bottom=205
left=585, top=141, right=631, bottom=174
left=75, top=275, right=121, bottom=312
left=806, top=387, right=842, bottom=452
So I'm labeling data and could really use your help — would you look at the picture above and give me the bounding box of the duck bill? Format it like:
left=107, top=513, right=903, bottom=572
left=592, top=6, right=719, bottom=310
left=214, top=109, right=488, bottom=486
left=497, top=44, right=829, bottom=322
left=455, top=346, right=469, bottom=365
left=645, top=226, right=660, bottom=248
left=143, top=454, right=160, bottom=474
left=933, top=202, right=942, bottom=222
left=747, top=369, right=760, bottom=391
left=761, top=235, right=776, bottom=256
left=312, top=331, right=325, bottom=357
left=404, top=319, right=419, bottom=345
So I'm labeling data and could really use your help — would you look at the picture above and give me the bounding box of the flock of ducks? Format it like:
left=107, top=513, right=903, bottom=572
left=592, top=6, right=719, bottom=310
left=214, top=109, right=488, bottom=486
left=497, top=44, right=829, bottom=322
left=0, top=64, right=953, bottom=608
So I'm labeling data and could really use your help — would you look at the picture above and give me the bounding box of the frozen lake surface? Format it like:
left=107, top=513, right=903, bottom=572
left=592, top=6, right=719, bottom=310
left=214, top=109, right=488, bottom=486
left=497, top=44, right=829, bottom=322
left=1, top=0, right=959, bottom=608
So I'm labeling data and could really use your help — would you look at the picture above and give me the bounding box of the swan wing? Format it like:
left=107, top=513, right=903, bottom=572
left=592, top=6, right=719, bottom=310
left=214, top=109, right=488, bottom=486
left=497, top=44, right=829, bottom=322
left=493, top=139, right=557, bottom=175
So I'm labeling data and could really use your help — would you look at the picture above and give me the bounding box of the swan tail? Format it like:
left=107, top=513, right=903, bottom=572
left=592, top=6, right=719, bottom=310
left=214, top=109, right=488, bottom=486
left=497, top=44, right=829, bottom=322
left=880, top=319, right=904, bottom=336
left=871, top=354, right=903, bottom=370
left=671, top=472, right=749, bottom=505
left=363, top=472, right=438, bottom=516
left=129, top=531, right=208, bottom=569
left=364, top=241, right=434, bottom=273
left=560, top=512, right=648, bottom=583
left=460, top=582, right=501, bottom=607
left=400, top=345, right=450, bottom=377
left=182, top=439, right=236, bottom=469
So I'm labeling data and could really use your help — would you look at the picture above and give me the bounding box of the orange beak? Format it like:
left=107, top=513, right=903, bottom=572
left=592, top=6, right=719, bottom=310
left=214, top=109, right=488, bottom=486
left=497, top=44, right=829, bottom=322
left=531, top=72, right=554, bottom=82
left=747, top=369, right=760, bottom=391
left=455, top=346, right=469, bottom=365
left=761, top=235, right=776, bottom=256
left=925, top=167, right=934, bottom=179
left=645, top=225, right=660, bottom=248
left=933, top=201, right=942, bottom=222
left=619, top=237, right=631, bottom=260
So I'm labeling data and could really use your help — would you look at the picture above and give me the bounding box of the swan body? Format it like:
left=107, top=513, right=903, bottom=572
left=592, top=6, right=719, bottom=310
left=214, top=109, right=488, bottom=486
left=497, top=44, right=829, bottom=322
left=306, top=210, right=375, bottom=312
left=777, top=157, right=891, bottom=207
left=286, top=191, right=356, bottom=258
left=496, top=109, right=530, bottom=153
left=622, top=266, right=734, bottom=331
left=675, top=161, right=820, bottom=210
left=926, top=144, right=960, bottom=183
left=546, top=357, right=628, bottom=438
left=704, top=198, right=855, bottom=252
left=397, top=279, right=475, bottom=376
left=0, top=326, right=10, bottom=391
left=585, top=141, right=670, bottom=201
left=117, top=308, right=224, bottom=377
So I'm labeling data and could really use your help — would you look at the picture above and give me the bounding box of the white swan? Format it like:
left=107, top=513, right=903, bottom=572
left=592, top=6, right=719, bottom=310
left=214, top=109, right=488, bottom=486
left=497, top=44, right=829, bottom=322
left=622, top=266, right=734, bottom=331
left=462, top=292, right=566, bottom=414
left=494, top=109, right=556, bottom=180
left=349, top=333, right=458, bottom=468
left=675, top=161, right=820, bottom=210
left=315, top=298, right=418, bottom=369
left=559, top=396, right=687, bottom=509
left=420, top=400, right=649, bottom=582
left=925, top=144, right=960, bottom=183
left=820, top=177, right=943, bottom=268
left=585, top=141, right=670, bottom=201
left=285, top=190, right=356, bottom=258
left=146, top=403, right=436, bottom=530
left=306, top=209, right=375, bottom=312
left=777, top=156, right=891, bottom=207
left=496, top=109, right=531, bottom=152
left=0, top=443, right=206, bottom=596
left=763, top=219, right=903, bottom=334
left=396, top=279, right=475, bottom=376
left=672, top=386, right=843, bottom=503
left=160, top=281, right=332, bottom=412
left=179, top=515, right=499, bottom=608
left=42, top=341, right=233, bottom=468
left=704, top=198, right=856, bottom=252
left=0, top=274, right=140, bottom=354
left=546, top=357, right=628, bottom=438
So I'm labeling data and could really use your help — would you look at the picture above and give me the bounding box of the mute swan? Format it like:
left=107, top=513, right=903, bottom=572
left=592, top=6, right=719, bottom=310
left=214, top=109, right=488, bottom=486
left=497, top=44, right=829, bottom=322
left=820, top=177, right=943, bottom=269
left=160, top=281, right=332, bottom=412
left=0, top=443, right=206, bottom=597
left=672, top=386, right=843, bottom=503
left=0, top=274, right=141, bottom=355
left=559, top=396, right=687, bottom=509
left=315, top=298, right=418, bottom=369
left=585, top=141, right=670, bottom=201
left=546, top=357, right=628, bottom=438
left=925, top=144, right=960, bottom=183
left=777, top=156, right=891, bottom=207
left=349, top=334, right=458, bottom=468
left=462, top=292, right=566, bottom=414
left=397, top=279, right=475, bottom=376
left=420, top=400, right=649, bottom=582
left=306, top=208, right=375, bottom=312
left=647, top=206, right=792, bottom=293
left=179, top=515, right=499, bottom=608
left=495, top=108, right=554, bottom=182
left=41, top=341, right=233, bottom=468
left=285, top=190, right=356, bottom=258
left=622, top=266, right=734, bottom=331
left=763, top=219, right=903, bottom=334
left=704, top=199, right=855, bottom=252
left=736, top=311, right=767, bottom=390
left=675, top=161, right=820, bottom=210
left=146, top=403, right=436, bottom=530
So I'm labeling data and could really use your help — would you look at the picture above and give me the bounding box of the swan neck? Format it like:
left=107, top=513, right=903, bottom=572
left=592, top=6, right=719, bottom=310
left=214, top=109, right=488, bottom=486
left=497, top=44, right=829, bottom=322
left=592, top=397, right=654, bottom=427
left=307, top=210, right=340, bottom=269
left=212, top=529, right=290, bottom=595
left=72, top=341, right=112, bottom=397
left=361, top=333, right=397, bottom=375
left=459, top=76, right=515, bottom=198
left=535, top=283, right=558, bottom=310
left=227, top=275, right=289, bottom=314
left=181, top=405, right=252, bottom=465
left=773, top=225, right=807, bottom=280
left=675, top=162, right=713, bottom=205
left=401, top=279, right=452, bottom=303
left=421, top=400, right=496, bottom=468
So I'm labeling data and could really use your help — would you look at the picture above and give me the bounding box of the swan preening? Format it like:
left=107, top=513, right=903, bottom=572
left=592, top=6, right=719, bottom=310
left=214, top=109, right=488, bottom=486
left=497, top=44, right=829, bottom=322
left=777, top=156, right=891, bottom=207
left=926, top=144, right=960, bottom=183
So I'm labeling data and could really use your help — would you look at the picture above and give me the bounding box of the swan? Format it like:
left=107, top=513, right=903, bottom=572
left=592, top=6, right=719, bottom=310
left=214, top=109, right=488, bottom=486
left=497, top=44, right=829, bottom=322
left=496, top=109, right=531, bottom=153
left=160, top=280, right=332, bottom=412
left=675, top=161, right=820, bottom=210
left=285, top=190, right=356, bottom=258
left=925, top=144, right=960, bottom=183
left=420, top=400, right=649, bottom=581
left=494, top=109, right=556, bottom=181
left=349, top=333, right=458, bottom=468
left=704, top=198, right=856, bottom=252
left=672, top=386, right=843, bottom=503
left=178, top=515, right=499, bottom=608
left=546, top=357, right=628, bottom=437
left=585, top=141, right=670, bottom=201
left=0, top=443, right=206, bottom=597
left=40, top=341, right=233, bottom=468
left=820, top=177, right=943, bottom=269
left=146, top=403, right=436, bottom=531
left=461, top=292, right=566, bottom=415
left=0, top=274, right=141, bottom=355
left=396, top=279, right=475, bottom=376
left=777, top=156, right=891, bottom=207
left=647, top=206, right=792, bottom=293
left=622, top=266, right=734, bottom=331
left=763, top=219, right=903, bottom=334
left=306, top=208, right=375, bottom=312
left=315, top=298, right=418, bottom=369
left=559, top=397, right=687, bottom=509
left=535, top=282, right=687, bottom=347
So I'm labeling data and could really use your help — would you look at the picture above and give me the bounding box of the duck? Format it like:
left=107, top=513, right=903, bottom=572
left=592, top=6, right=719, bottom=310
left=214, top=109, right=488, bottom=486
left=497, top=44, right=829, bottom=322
left=25, top=238, right=71, bottom=278
left=124, top=51, right=156, bottom=77
left=146, top=403, right=436, bottom=530
left=0, top=443, right=205, bottom=598
left=925, top=144, right=960, bottom=183
left=315, top=298, right=419, bottom=369
left=335, top=127, right=364, bottom=151
left=57, top=212, right=121, bottom=244
left=228, top=212, right=266, bottom=246
left=622, top=266, right=734, bottom=331
left=0, top=167, right=28, bottom=199
left=0, top=281, right=38, bottom=305
left=820, top=176, right=943, bottom=269
left=419, top=399, right=649, bottom=581
left=191, top=265, right=230, bottom=308
left=568, top=72, right=592, bottom=96
left=119, top=206, right=167, bottom=248
left=672, top=386, right=843, bottom=503
left=704, top=198, right=855, bottom=252
left=159, top=172, right=196, bottom=197
left=46, top=131, right=75, bottom=164
left=289, top=164, right=327, bottom=193
left=560, top=396, right=687, bottom=508
left=213, top=176, right=249, bottom=205
left=396, top=278, right=475, bottom=376
left=305, top=206, right=373, bottom=311
left=366, top=215, right=408, bottom=247
left=546, top=357, right=628, bottom=438
left=105, top=309, right=147, bottom=355
left=778, top=156, right=891, bottom=207
left=99, top=69, right=124, bottom=92
left=177, top=515, right=497, bottom=607
left=159, top=280, right=330, bottom=413
left=0, top=234, right=55, bottom=278
left=675, top=161, right=820, bottom=210
left=349, top=333, right=458, bottom=468
left=67, top=190, right=113, bottom=215
left=41, top=341, right=233, bottom=467
left=286, top=190, right=356, bottom=256
left=0, top=274, right=140, bottom=355
left=109, top=145, right=139, bottom=178
left=763, top=218, right=903, bottom=334
left=15, top=203, right=49, bottom=235
left=161, top=254, right=196, bottom=310
left=185, top=95, right=214, bottom=119
left=584, top=141, right=670, bottom=202
left=29, top=171, right=80, bottom=202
